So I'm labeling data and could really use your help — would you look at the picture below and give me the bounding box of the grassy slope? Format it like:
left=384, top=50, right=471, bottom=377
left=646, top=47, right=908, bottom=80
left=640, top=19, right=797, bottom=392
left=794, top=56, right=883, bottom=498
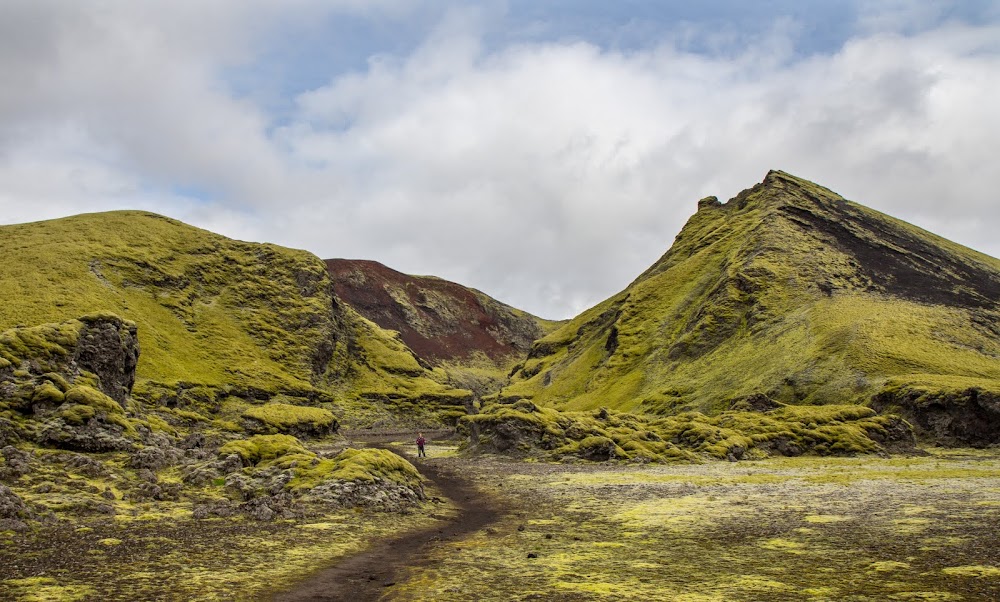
left=503, top=171, right=1000, bottom=414
left=0, top=211, right=330, bottom=392
left=0, top=211, right=467, bottom=422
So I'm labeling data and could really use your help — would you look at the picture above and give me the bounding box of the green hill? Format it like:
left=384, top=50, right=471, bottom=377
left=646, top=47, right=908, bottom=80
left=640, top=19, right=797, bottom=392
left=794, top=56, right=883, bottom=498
left=501, top=171, right=1000, bottom=444
left=0, top=210, right=480, bottom=538
left=0, top=211, right=469, bottom=428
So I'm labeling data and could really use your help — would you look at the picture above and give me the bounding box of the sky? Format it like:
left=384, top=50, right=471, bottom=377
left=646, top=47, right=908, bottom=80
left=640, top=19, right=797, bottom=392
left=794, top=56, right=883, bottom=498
left=1, top=1, right=999, bottom=320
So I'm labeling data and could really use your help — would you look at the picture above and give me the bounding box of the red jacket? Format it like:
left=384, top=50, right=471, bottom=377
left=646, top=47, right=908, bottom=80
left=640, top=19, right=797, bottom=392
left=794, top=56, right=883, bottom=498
left=416, top=437, right=426, bottom=446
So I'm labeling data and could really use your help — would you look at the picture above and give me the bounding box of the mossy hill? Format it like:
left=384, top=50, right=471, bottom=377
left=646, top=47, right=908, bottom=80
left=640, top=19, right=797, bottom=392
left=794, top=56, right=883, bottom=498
left=502, top=171, right=1000, bottom=445
left=0, top=210, right=471, bottom=429
left=0, top=212, right=446, bottom=532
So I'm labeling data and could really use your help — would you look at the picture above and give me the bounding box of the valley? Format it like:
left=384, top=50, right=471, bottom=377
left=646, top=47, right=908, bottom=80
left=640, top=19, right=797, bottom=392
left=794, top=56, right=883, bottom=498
left=1, top=171, right=998, bottom=600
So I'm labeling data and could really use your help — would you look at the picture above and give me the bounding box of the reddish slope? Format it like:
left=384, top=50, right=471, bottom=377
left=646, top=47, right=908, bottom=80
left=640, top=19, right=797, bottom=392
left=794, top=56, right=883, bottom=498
left=325, top=259, right=546, bottom=366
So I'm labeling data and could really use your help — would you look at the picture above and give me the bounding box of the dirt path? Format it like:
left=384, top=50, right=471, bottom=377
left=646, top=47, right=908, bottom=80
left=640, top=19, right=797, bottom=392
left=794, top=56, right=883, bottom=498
left=270, top=446, right=500, bottom=602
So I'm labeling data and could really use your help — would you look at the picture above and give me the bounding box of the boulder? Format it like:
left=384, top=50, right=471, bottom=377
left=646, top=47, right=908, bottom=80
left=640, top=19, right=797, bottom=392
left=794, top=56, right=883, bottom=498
left=872, top=386, right=1000, bottom=446
left=75, top=315, right=140, bottom=406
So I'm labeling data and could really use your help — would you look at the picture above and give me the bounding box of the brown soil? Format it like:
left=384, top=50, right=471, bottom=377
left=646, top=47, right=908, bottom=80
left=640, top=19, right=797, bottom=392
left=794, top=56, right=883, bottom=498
left=270, top=446, right=502, bottom=602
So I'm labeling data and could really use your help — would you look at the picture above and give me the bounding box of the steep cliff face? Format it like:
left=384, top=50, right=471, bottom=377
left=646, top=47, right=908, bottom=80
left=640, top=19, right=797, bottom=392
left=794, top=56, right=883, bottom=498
left=502, top=171, right=1000, bottom=443
left=326, top=259, right=550, bottom=368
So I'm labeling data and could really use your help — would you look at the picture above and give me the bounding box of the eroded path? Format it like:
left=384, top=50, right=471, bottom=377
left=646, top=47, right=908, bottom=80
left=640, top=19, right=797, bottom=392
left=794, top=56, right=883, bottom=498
left=271, top=444, right=501, bottom=602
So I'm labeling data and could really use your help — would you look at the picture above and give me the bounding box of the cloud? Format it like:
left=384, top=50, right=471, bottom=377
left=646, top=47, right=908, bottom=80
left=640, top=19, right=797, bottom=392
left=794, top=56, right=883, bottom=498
left=1, top=3, right=998, bottom=319
left=280, top=19, right=1000, bottom=317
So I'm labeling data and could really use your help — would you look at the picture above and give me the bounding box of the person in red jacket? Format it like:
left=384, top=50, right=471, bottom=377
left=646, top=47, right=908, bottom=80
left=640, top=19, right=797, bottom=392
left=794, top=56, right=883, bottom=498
left=416, top=433, right=427, bottom=458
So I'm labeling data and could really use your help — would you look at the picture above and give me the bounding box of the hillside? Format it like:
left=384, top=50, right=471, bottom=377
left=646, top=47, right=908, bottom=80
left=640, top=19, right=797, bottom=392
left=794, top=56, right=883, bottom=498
left=326, top=259, right=553, bottom=367
left=501, top=171, right=1000, bottom=444
left=0, top=211, right=470, bottom=428
left=0, top=209, right=483, bottom=565
left=326, top=259, right=557, bottom=402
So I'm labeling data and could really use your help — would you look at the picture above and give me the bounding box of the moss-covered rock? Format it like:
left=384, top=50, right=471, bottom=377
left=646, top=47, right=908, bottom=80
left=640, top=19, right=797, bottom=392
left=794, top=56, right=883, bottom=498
left=462, top=401, right=695, bottom=463
left=218, top=434, right=308, bottom=467
left=242, top=403, right=338, bottom=437
left=0, top=315, right=139, bottom=406
left=0, top=483, right=30, bottom=529
left=31, top=382, right=65, bottom=406
left=463, top=398, right=913, bottom=462
left=210, top=438, right=424, bottom=514
left=292, top=447, right=423, bottom=489
left=871, top=380, right=1000, bottom=446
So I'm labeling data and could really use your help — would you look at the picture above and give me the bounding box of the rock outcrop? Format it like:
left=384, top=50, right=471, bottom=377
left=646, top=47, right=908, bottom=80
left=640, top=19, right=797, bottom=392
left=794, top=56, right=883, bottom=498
left=872, top=385, right=1000, bottom=446
left=0, top=315, right=141, bottom=452
left=462, top=398, right=914, bottom=462
left=74, top=314, right=139, bottom=406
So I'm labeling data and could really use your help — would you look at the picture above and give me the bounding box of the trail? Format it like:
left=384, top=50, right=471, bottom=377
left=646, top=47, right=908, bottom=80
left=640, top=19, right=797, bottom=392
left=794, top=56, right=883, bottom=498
left=271, top=444, right=500, bottom=602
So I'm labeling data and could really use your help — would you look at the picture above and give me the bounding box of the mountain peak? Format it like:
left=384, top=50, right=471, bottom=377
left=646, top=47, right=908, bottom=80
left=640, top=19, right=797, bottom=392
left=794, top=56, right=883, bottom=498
left=734, top=169, right=848, bottom=212
left=761, top=169, right=838, bottom=196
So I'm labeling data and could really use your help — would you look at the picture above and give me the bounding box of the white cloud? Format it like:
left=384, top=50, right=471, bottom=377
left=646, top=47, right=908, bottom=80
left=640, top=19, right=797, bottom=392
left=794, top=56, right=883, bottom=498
left=0, top=3, right=998, bottom=319
left=280, top=21, right=1000, bottom=317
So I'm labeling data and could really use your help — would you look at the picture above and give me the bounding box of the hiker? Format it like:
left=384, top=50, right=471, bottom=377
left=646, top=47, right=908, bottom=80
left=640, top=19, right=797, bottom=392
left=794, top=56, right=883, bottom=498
left=416, top=432, right=427, bottom=458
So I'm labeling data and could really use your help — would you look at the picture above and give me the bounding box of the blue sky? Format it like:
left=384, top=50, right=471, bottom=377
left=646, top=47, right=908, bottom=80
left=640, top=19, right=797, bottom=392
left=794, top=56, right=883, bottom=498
left=1, top=1, right=999, bottom=318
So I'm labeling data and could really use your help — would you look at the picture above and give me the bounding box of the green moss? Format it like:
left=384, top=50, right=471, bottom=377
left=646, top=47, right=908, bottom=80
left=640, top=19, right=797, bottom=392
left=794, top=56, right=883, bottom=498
left=32, top=382, right=66, bottom=405
left=941, top=565, right=1000, bottom=578
left=59, top=404, right=96, bottom=425
left=290, top=448, right=422, bottom=490
left=41, top=373, right=72, bottom=392
left=64, top=386, right=122, bottom=414
left=242, top=403, right=336, bottom=433
left=3, top=577, right=95, bottom=602
left=466, top=400, right=904, bottom=462
left=218, top=434, right=308, bottom=466
left=0, top=320, right=84, bottom=372
left=320, top=308, right=473, bottom=422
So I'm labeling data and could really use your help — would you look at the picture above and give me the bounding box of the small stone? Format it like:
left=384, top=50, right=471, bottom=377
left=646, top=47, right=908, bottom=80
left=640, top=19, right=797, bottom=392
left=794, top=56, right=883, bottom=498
left=527, top=553, right=538, bottom=559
